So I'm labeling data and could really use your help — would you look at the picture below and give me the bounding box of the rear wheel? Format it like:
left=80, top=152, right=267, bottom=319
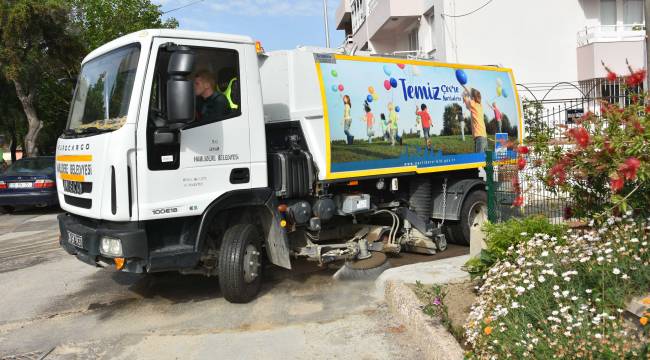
left=218, top=223, right=263, bottom=303
left=446, top=190, right=487, bottom=245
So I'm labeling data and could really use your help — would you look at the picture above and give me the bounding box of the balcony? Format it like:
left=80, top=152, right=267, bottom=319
left=335, top=0, right=352, bottom=32
left=576, top=24, right=646, bottom=82
left=577, top=24, right=645, bottom=47
left=350, top=0, right=433, bottom=51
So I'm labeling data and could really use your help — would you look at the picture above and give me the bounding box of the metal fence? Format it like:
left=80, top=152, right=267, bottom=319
left=485, top=84, right=635, bottom=224
left=486, top=150, right=570, bottom=224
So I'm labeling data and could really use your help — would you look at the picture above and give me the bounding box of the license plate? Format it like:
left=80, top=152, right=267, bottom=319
left=67, top=230, right=83, bottom=248
left=62, top=180, right=83, bottom=194
left=9, top=182, right=33, bottom=189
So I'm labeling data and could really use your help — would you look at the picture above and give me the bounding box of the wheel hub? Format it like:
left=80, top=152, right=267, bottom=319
left=467, top=201, right=487, bottom=229
left=243, top=244, right=260, bottom=283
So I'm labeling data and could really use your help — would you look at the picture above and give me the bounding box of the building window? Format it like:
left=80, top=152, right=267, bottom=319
left=351, top=0, right=366, bottom=34
left=600, top=0, right=617, bottom=29
left=624, top=0, right=644, bottom=24
left=408, top=27, right=419, bottom=52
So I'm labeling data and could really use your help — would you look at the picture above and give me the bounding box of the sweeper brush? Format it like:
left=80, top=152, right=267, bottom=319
left=332, top=252, right=390, bottom=280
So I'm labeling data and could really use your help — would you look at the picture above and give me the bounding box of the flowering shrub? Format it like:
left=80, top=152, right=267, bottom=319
left=464, top=216, right=566, bottom=278
left=529, top=64, right=649, bottom=218
left=464, top=214, right=650, bottom=358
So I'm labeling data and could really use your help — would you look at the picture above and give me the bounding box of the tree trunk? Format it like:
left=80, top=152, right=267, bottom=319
left=13, top=80, right=42, bottom=157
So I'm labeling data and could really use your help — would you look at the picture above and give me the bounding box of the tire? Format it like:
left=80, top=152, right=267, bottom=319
left=446, top=190, right=487, bottom=245
left=2, top=206, right=15, bottom=214
left=218, top=223, right=263, bottom=303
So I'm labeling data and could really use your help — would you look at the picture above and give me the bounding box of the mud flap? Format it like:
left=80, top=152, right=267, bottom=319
left=263, top=196, right=292, bottom=269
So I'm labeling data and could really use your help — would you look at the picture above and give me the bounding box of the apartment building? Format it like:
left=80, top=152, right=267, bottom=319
left=335, top=0, right=646, bottom=100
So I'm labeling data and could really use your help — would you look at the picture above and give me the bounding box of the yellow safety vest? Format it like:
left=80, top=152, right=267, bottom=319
left=221, top=78, right=239, bottom=110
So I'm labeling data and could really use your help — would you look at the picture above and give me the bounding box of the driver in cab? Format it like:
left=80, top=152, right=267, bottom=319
left=194, top=69, right=228, bottom=123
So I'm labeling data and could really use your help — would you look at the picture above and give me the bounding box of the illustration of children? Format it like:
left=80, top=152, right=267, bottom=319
left=487, top=102, right=502, bottom=133
left=362, top=101, right=374, bottom=143
left=462, top=88, right=487, bottom=153
left=416, top=104, right=432, bottom=150
left=388, top=102, right=400, bottom=146
left=342, top=95, right=353, bottom=145
left=380, top=113, right=390, bottom=142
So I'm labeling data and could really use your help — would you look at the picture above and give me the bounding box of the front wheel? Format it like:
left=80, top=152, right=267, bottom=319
left=218, top=223, right=263, bottom=303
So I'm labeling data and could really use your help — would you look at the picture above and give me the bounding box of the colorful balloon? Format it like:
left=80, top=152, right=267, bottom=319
left=384, top=79, right=391, bottom=91
left=331, top=84, right=337, bottom=92
left=368, top=86, right=375, bottom=94
left=331, top=69, right=338, bottom=77
left=383, top=65, right=392, bottom=76
left=367, top=94, right=373, bottom=102
left=502, top=88, right=508, bottom=98
left=395, top=106, right=400, bottom=112
left=455, top=69, right=468, bottom=85
left=372, top=93, right=379, bottom=100
left=338, top=84, right=344, bottom=92
left=496, top=85, right=503, bottom=97
left=390, top=77, right=397, bottom=88
left=397, top=63, right=405, bottom=69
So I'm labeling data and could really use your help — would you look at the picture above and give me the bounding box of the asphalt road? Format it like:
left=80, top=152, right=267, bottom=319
left=0, top=208, right=468, bottom=359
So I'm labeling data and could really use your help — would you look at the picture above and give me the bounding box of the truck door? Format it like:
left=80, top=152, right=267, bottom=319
left=136, top=37, right=252, bottom=220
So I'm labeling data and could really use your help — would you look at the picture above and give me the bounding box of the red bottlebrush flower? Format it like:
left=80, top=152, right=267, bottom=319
left=645, top=106, right=650, bottom=114
left=563, top=206, right=573, bottom=220
left=517, top=145, right=529, bottom=154
left=603, top=140, right=614, bottom=154
left=578, top=111, right=594, bottom=124
left=609, top=175, right=624, bottom=193
left=512, top=196, right=524, bottom=207
left=511, top=176, right=520, bottom=186
left=511, top=177, right=521, bottom=192
left=633, top=120, right=645, bottom=133
left=626, top=157, right=641, bottom=170
left=567, top=127, right=590, bottom=148
left=632, top=94, right=639, bottom=104
left=517, top=157, right=527, bottom=170
left=626, top=69, right=646, bottom=88
left=606, top=71, right=617, bottom=82
left=619, top=157, right=641, bottom=181
left=548, top=163, right=567, bottom=186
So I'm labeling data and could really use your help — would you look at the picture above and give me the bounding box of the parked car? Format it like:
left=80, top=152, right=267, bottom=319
left=0, top=156, right=58, bottom=213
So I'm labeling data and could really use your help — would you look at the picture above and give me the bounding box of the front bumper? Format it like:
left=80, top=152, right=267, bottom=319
left=0, top=191, right=59, bottom=206
left=58, top=213, right=148, bottom=272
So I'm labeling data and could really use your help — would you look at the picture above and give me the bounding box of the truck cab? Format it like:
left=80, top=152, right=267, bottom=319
left=57, top=30, right=500, bottom=303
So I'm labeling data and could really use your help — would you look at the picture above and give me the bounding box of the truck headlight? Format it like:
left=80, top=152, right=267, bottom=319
left=100, top=236, right=123, bottom=257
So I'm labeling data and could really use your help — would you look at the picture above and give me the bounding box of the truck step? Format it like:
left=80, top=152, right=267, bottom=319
left=148, top=245, right=200, bottom=272
left=149, top=244, right=195, bottom=257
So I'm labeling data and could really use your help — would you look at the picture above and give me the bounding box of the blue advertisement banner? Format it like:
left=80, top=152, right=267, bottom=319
left=317, top=55, right=522, bottom=178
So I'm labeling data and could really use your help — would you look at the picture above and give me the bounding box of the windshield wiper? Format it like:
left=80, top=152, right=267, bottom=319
left=63, top=126, right=111, bottom=137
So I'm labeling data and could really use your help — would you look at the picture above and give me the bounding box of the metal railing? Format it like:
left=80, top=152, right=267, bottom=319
left=486, top=85, right=634, bottom=224
left=576, top=24, right=645, bottom=47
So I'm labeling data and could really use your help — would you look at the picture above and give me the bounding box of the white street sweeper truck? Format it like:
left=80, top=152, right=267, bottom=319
left=56, top=29, right=522, bottom=303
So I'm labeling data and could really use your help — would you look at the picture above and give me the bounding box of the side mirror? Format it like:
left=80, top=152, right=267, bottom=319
left=167, top=47, right=195, bottom=124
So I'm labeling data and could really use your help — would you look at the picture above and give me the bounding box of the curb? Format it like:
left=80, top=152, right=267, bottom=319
left=384, top=280, right=464, bottom=360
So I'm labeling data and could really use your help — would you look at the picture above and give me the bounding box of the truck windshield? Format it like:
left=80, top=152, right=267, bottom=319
left=67, top=45, right=141, bottom=134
